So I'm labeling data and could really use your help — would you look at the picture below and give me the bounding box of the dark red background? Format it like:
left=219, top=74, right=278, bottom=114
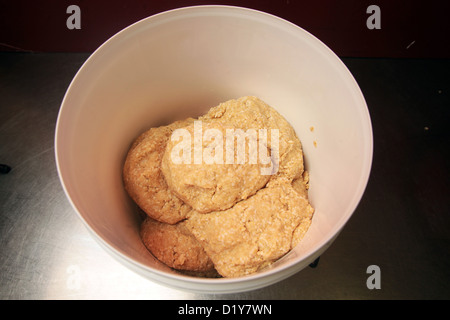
left=1, top=0, right=449, bottom=57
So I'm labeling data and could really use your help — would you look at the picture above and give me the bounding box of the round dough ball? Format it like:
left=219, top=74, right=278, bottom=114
left=123, top=118, right=194, bottom=224
left=140, top=218, right=215, bottom=272
left=161, top=121, right=272, bottom=213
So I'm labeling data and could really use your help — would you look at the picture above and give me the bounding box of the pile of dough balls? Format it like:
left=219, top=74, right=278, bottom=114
left=123, top=96, right=314, bottom=278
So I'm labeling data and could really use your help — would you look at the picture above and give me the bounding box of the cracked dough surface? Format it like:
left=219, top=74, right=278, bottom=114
left=161, top=121, right=272, bottom=213
left=185, top=182, right=314, bottom=277
left=200, top=96, right=305, bottom=185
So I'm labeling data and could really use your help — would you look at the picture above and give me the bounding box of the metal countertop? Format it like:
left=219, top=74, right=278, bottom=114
left=1, top=53, right=449, bottom=299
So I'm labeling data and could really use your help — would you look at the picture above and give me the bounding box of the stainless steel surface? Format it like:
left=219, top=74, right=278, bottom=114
left=1, top=53, right=449, bottom=299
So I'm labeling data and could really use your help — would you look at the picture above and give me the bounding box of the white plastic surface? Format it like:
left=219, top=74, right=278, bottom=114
left=55, top=5, right=373, bottom=293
